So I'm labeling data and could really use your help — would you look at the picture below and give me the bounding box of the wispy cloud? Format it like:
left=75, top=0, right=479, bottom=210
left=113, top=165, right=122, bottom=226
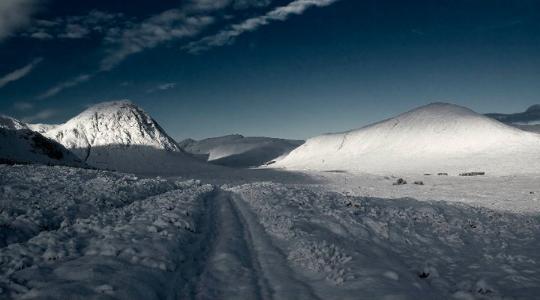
left=0, top=0, right=40, bottom=41
left=13, top=101, right=34, bottom=111
left=185, top=0, right=339, bottom=53
left=147, top=82, right=177, bottom=93
left=100, top=11, right=214, bottom=71
left=35, top=0, right=338, bottom=98
left=37, top=73, right=93, bottom=99
left=24, top=10, right=128, bottom=40
left=21, top=108, right=58, bottom=123
left=0, top=57, right=42, bottom=88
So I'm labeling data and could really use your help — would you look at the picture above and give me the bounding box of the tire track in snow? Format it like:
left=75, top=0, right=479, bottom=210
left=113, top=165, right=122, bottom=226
left=177, top=190, right=320, bottom=300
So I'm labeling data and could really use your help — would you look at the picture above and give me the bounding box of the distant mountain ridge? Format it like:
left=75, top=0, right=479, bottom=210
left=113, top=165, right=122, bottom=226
left=0, top=115, right=85, bottom=167
left=180, top=134, right=304, bottom=167
left=486, top=105, right=540, bottom=133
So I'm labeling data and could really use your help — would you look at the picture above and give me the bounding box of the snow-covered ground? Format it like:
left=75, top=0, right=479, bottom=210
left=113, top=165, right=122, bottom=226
left=229, top=182, right=540, bottom=299
left=0, top=165, right=216, bottom=299
left=1, top=101, right=540, bottom=299
left=1, top=164, right=539, bottom=299
left=309, top=171, right=540, bottom=213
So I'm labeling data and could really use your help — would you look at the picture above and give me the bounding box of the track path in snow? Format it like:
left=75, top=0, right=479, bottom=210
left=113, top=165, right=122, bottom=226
left=176, top=190, right=319, bottom=300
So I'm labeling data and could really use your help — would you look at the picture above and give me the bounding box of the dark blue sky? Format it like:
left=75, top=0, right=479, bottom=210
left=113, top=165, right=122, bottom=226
left=0, top=0, right=539, bottom=139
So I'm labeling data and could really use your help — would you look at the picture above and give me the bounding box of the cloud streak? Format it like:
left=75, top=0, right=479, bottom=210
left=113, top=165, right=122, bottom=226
left=0, top=0, right=40, bottom=41
left=100, top=10, right=214, bottom=71
left=24, top=10, right=128, bottom=40
left=147, top=82, right=177, bottom=93
left=185, top=0, right=339, bottom=53
left=13, top=101, right=34, bottom=111
left=21, top=108, right=58, bottom=123
left=37, top=73, right=93, bottom=99
left=0, top=57, right=42, bottom=88
left=34, top=1, right=337, bottom=98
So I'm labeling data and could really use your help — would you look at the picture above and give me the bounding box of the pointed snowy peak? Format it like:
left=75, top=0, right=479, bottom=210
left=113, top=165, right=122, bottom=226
left=36, top=100, right=208, bottom=174
left=44, top=100, right=181, bottom=156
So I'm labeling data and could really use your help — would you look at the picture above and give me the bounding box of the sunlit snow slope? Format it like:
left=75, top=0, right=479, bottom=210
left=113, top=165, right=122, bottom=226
left=39, top=100, right=203, bottom=174
left=0, top=115, right=85, bottom=167
left=274, top=103, right=540, bottom=175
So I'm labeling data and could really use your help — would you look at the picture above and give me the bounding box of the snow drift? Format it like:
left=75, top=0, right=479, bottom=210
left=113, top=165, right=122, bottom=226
left=180, top=134, right=303, bottom=167
left=274, top=103, right=540, bottom=175
left=37, top=100, right=205, bottom=174
left=0, top=115, right=85, bottom=167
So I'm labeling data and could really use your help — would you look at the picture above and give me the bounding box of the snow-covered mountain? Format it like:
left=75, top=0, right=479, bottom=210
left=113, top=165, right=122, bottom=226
left=27, top=123, right=59, bottom=134
left=0, top=115, right=85, bottom=167
left=486, top=104, right=540, bottom=133
left=179, top=134, right=304, bottom=167
left=273, top=103, right=540, bottom=175
left=38, top=100, right=205, bottom=174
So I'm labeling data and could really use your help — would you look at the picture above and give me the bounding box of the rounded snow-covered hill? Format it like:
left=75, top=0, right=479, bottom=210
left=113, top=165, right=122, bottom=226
left=40, top=100, right=203, bottom=173
left=0, top=115, right=85, bottom=167
left=273, top=103, right=540, bottom=175
left=180, top=134, right=304, bottom=167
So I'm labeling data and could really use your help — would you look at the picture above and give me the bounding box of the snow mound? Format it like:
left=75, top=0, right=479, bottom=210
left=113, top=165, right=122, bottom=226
left=274, top=103, right=540, bottom=175
left=0, top=116, right=85, bottom=167
left=38, top=100, right=205, bottom=173
left=180, top=134, right=303, bottom=167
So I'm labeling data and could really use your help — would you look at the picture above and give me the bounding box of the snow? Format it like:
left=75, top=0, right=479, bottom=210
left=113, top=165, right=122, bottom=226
left=228, top=182, right=540, bottom=299
left=26, top=123, right=58, bottom=134
left=1, top=163, right=539, bottom=299
left=1, top=102, right=540, bottom=299
left=0, top=116, right=85, bottom=167
left=308, top=171, right=540, bottom=213
left=0, top=165, right=215, bottom=299
left=0, top=115, right=28, bottom=131
left=273, top=103, right=540, bottom=175
left=180, top=134, right=303, bottom=167
left=42, top=100, right=180, bottom=154
left=35, top=100, right=208, bottom=174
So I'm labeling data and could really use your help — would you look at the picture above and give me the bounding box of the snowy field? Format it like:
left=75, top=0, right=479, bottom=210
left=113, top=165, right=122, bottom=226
left=1, top=164, right=539, bottom=299
left=310, top=171, right=540, bottom=214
